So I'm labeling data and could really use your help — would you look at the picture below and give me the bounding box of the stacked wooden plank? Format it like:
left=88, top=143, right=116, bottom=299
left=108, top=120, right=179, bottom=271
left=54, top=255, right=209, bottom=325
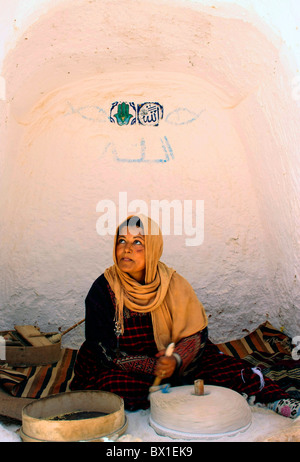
left=0, top=325, right=61, bottom=366
left=14, top=325, right=54, bottom=346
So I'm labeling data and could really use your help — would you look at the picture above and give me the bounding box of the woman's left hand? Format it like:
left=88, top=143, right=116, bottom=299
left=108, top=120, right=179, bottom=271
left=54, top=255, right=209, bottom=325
left=154, top=350, right=177, bottom=379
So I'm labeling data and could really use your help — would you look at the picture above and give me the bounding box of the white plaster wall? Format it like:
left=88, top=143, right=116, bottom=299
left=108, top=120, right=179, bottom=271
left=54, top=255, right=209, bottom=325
left=0, top=0, right=299, bottom=345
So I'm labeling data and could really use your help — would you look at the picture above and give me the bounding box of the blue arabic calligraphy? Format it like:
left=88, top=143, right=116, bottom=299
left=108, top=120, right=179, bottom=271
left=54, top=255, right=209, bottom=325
left=103, top=136, right=174, bottom=163
left=137, top=103, right=163, bottom=126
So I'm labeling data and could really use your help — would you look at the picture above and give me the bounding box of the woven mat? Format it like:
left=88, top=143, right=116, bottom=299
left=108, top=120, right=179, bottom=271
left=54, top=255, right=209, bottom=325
left=0, top=321, right=299, bottom=400
left=0, top=349, right=77, bottom=399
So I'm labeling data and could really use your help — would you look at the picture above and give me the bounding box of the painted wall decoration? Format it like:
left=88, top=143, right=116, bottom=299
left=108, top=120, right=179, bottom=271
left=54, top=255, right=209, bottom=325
left=66, top=102, right=204, bottom=127
left=137, top=102, right=163, bottom=126
left=65, top=102, right=204, bottom=163
left=103, top=136, right=174, bottom=163
left=110, top=101, right=164, bottom=126
left=110, top=102, right=136, bottom=126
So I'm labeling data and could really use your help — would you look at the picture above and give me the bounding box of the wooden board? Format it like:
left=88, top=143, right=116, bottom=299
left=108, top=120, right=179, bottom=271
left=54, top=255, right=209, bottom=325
left=0, top=330, right=62, bottom=366
left=14, top=325, right=52, bottom=347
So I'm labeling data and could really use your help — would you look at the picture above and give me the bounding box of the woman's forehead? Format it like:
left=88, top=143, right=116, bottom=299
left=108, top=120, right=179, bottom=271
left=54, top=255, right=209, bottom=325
left=118, top=225, right=145, bottom=237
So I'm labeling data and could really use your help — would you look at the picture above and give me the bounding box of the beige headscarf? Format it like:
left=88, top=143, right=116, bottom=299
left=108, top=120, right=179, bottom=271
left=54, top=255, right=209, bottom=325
left=104, top=214, right=207, bottom=351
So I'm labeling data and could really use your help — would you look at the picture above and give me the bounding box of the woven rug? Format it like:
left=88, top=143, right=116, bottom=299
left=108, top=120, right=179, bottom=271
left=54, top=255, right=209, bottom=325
left=0, top=349, right=77, bottom=399
left=0, top=322, right=299, bottom=400
left=215, top=321, right=300, bottom=400
left=215, top=321, right=293, bottom=358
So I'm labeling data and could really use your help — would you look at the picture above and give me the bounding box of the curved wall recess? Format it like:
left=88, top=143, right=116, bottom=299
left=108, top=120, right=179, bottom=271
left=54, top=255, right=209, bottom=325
left=0, top=0, right=299, bottom=342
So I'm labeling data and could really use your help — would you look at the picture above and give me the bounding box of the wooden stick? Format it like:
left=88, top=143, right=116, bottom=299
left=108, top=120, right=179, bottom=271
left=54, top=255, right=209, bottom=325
left=61, top=319, right=85, bottom=336
left=151, top=376, right=162, bottom=388
left=194, top=379, right=204, bottom=396
left=149, top=342, right=175, bottom=393
left=48, top=319, right=86, bottom=343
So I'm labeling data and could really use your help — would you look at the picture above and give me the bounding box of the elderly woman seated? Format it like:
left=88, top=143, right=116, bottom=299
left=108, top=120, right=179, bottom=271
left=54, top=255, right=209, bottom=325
left=71, top=214, right=300, bottom=419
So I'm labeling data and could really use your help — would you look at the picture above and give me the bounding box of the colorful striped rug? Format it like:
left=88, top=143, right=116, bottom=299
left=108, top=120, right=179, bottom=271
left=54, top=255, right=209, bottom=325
left=216, top=321, right=293, bottom=358
left=0, top=322, right=298, bottom=400
left=0, top=348, right=77, bottom=399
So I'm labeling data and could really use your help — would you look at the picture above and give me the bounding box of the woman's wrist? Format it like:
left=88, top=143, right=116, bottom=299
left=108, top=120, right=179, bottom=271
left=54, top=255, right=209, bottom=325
left=173, top=352, right=182, bottom=369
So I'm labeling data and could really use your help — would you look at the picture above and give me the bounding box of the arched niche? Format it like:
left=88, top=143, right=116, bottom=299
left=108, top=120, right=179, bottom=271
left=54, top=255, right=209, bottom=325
left=1, top=0, right=299, bottom=342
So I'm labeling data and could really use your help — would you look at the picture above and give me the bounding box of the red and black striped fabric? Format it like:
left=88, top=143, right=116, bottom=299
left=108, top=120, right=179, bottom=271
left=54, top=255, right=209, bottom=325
left=193, top=340, right=289, bottom=404
left=70, top=309, right=290, bottom=410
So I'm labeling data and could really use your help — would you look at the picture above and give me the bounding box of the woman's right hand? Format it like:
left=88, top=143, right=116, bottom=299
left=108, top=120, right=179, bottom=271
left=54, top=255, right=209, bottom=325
left=154, top=350, right=177, bottom=379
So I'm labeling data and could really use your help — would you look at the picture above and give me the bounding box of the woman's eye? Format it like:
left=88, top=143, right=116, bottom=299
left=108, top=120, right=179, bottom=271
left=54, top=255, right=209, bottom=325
left=117, top=238, right=144, bottom=246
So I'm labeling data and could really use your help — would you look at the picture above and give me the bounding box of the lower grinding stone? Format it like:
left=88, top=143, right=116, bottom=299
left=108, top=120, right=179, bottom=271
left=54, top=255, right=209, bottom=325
left=149, top=385, right=252, bottom=440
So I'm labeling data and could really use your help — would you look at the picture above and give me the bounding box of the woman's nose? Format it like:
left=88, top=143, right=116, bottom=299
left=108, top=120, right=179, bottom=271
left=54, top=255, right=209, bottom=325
left=124, top=242, right=133, bottom=252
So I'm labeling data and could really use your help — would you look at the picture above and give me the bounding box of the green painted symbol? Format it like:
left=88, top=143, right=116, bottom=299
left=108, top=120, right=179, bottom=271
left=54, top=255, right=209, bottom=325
left=113, top=102, right=133, bottom=126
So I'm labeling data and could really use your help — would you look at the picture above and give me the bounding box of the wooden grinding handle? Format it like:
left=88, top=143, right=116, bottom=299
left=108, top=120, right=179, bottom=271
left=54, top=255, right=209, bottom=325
left=194, top=379, right=204, bottom=395
left=150, top=342, right=175, bottom=391
left=152, top=376, right=162, bottom=388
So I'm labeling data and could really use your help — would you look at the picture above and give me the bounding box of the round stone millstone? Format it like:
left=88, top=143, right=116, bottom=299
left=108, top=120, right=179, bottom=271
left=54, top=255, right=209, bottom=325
left=149, top=385, right=252, bottom=440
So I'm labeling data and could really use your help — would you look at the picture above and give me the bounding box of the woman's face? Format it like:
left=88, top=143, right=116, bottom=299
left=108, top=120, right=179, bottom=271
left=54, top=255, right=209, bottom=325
left=116, top=225, right=146, bottom=283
